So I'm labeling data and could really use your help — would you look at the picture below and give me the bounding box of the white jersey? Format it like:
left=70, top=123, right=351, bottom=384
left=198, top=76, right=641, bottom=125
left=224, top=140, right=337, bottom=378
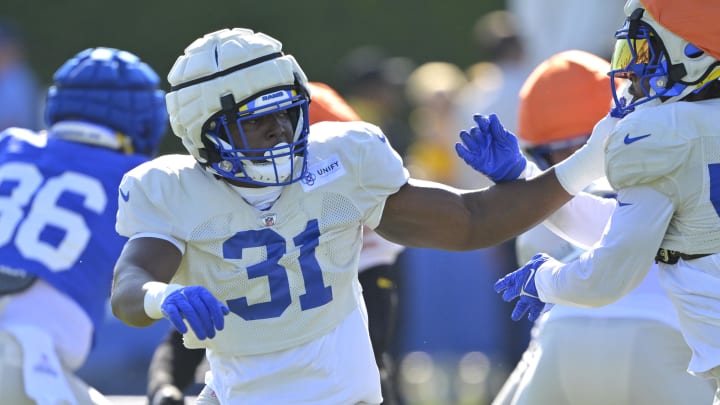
left=518, top=180, right=681, bottom=329
left=606, top=100, right=720, bottom=253
left=534, top=99, right=720, bottom=374
left=117, top=121, right=409, bottom=356
left=518, top=223, right=680, bottom=329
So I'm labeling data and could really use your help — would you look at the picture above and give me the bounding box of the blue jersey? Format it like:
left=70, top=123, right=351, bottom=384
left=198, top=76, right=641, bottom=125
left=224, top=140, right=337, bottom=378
left=0, top=127, right=148, bottom=327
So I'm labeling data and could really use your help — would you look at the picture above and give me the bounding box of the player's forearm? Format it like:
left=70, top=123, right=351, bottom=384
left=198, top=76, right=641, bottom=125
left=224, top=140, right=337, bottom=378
left=111, top=266, right=158, bottom=327
left=535, top=242, right=654, bottom=307
left=454, top=114, right=612, bottom=248
left=465, top=168, right=573, bottom=248
left=111, top=237, right=184, bottom=326
left=377, top=172, right=572, bottom=250
left=536, top=187, right=672, bottom=306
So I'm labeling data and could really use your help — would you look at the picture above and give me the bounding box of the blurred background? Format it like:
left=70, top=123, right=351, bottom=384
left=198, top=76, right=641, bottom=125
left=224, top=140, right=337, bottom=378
left=0, top=0, right=625, bottom=403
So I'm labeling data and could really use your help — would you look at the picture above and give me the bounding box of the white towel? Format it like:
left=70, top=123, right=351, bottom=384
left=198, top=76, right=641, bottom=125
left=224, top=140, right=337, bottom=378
left=4, top=324, right=77, bottom=405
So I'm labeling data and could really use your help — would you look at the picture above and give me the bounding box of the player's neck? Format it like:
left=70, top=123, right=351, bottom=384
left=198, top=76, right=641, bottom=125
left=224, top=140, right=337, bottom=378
left=227, top=183, right=282, bottom=210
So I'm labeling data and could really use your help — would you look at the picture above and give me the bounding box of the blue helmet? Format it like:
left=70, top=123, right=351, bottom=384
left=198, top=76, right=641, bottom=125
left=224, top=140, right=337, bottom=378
left=45, top=47, right=167, bottom=155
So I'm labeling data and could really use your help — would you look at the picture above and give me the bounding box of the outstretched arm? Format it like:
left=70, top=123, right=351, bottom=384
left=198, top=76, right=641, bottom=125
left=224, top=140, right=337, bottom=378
left=376, top=113, right=616, bottom=251
left=495, top=185, right=672, bottom=322
left=376, top=169, right=571, bottom=250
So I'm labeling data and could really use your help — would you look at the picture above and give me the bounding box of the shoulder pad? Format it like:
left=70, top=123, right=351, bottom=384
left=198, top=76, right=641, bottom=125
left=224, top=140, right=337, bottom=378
left=605, top=107, right=689, bottom=190
left=309, top=121, right=383, bottom=141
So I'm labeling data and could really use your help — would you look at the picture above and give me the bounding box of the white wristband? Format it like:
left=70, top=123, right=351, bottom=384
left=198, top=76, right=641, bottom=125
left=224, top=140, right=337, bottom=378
left=143, top=281, right=184, bottom=319
left=519, top=160, right=542, bottom=180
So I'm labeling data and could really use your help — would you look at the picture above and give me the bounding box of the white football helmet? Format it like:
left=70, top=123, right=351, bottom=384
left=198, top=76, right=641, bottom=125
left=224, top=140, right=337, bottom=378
left=165, top=28, right=311, bottom=186
left=609, top=0, right=720, bottom=117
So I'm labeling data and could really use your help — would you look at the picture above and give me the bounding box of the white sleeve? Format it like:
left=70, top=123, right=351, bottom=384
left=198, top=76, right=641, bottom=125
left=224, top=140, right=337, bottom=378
left=534, top=185, right=673, bottom=307
left=354, top=124, right=409, bottom=229
left=543, top=191, right=617, bottom=249
left=129, top=232, right=186, bottom=254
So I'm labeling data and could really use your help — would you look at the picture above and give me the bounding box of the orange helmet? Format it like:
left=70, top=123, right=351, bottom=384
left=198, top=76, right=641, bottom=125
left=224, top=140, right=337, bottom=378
left=307, top=81, right=360, bottom=124
left=641, top=0, right=720, bottom=61
left=518, top=49, right=617, bottom=147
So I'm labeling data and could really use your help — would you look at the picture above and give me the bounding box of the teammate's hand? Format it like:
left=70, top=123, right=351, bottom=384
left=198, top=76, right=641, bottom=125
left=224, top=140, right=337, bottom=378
left=455, top=113, right=527, bottom=182
left=161, top=286, right=229, bottom=340
left=494, top=253, right=550, bottom=321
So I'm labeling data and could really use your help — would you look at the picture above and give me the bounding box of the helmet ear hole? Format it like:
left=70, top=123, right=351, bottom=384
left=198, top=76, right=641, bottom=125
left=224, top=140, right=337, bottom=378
left=684, top=44, right=704, bottom=58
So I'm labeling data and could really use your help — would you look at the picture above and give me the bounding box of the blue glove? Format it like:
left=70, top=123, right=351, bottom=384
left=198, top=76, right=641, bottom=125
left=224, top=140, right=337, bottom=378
left=161, top=286, right=230, bottom=340
left=455, top=113, right=527, bottom=182
left=494, top=253, right=549, bottom=321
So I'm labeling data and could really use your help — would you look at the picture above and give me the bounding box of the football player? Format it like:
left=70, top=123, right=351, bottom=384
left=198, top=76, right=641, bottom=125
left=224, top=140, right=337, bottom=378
left=492, top=49, right=714, bottom=405
left=110, top=28, right=610, bottom=404
left=486, top=0, right=720, bottom=401
left=146, top=81, right=406, bottom=405
left=0, top=48, right=166, bottom=404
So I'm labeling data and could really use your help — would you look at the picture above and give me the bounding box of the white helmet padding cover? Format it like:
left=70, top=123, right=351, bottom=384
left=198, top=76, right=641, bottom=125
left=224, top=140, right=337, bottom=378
left=165, top=28, right=311, bottom=181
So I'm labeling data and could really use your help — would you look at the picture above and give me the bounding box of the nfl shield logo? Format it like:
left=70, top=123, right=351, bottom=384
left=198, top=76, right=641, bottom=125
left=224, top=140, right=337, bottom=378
left=262, top=213, right=277, bottom=227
